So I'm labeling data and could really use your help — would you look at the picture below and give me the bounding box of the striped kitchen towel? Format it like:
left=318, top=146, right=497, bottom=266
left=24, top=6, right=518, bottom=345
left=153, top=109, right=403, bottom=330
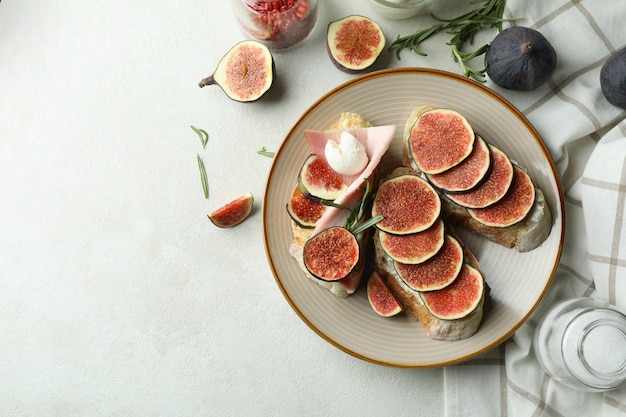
left=444, top=0, right=626, bottom=415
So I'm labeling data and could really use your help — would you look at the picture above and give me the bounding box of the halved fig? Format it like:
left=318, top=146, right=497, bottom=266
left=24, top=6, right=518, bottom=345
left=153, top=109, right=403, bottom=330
left=426, top=135, right=491, bottom=193
left=298, top=154, right=346, bottom=201
left=199, top=40, right=274, bottom=102
left=446, top=144, right=514, bottom=209
left=378, top=218, right=445, bottom=264
left=367, top=271, right=402, bottom=317
left=286, top=185, right=326, bottom=228
left=303, top=226, right=360, bottom=282
left=468, top=166, right=536, bottom=227
left=408, top=108, right=475, bottom=174
left=372, top=174, right=441, bottom=235
left=394, top=234, right=464, bottom=292
left=419, top=264, right=484, bottom=320
left=326, top=15, right=385, bottom=74
left=208, top=192, right=254, bottom=228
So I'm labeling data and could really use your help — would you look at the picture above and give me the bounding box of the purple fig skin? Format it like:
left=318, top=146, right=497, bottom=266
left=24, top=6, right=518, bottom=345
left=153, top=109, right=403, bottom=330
left=600, top=47, right=626, bottom=109
left=485, top=26, right=557, bottom=91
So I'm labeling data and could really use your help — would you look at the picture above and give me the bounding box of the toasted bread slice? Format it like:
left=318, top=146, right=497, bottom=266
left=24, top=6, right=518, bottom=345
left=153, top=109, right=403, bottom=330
left=289, top=113, right=376, bottom=298
left=403, top=106, right=552, bottom=252
left=373, top=167, right=487, bottom=341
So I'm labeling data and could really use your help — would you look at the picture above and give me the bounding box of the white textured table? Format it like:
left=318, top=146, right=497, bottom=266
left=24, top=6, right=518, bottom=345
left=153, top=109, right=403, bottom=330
left=2, top=1, right=625, bottom=416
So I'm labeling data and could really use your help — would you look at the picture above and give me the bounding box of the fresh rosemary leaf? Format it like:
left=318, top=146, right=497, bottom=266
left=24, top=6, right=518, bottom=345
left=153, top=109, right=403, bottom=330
left=257, top=146, right=276, bottom=158
left=352, top=215, right=384, bottom=236
left=191, top=125, right=209, bottom=148
left=197, top=154, right=209, bottom=199
left=390, top=0, right=518, bottom=82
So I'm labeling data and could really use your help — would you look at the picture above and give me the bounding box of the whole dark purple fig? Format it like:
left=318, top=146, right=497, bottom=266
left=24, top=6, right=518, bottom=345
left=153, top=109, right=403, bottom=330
left=600, top=47, right=626, bottom=109
left=485, top=26, right=557, bottom=91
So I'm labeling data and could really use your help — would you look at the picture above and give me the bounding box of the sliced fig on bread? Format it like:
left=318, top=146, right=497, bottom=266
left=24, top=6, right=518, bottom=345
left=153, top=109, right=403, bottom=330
left=372, top=220, right=488, bottom=341
left=367, top=271, right=402, bottom=317
left=303, top=226, right=360, bottom=282
left=298, top=154, right=346, bottom=201
left=372, top=173, right=441, bottom=234
left=426, top=135, right=491, bottom=193
left=468, top=166, right=536, bottom=228
left=407, top=108, right=475, bottom=174
left=445, top=144, right=514, bottom=209
left=419, top=263, right=485, bottom=320
left=377, top=218, right=445, bottom=264
left=394, top=234, right=464, bottom=292
left=287, top=185, right=327, bottom=228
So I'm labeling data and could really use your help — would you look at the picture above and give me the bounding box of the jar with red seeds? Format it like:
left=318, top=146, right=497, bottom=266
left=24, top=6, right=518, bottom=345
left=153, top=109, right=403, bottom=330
left=232, top=0, right=318, bottom=50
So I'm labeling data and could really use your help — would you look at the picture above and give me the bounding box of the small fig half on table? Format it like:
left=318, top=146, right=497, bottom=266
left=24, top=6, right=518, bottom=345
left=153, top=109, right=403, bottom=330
left=199, top=40, right=274, bottom=102
left=208, top=192, right=254, bottom=228
left=326, top=15, right=385, bottom=74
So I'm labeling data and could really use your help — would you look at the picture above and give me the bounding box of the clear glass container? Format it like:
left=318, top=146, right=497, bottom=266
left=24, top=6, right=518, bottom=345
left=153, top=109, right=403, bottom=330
left=232, top=0, right=319, bottom=50
left=368, top=0, right=434, bottom=20
left=533, top=297, right=626, bottom=392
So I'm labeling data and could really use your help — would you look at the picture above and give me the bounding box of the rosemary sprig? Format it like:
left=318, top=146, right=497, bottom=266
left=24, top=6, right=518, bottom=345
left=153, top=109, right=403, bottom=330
left=389, top=0, right=518, bottom=82
left=191, top=125, right=209, bottom=148
left=319, top=179, right=384, bottom=234
left=197, top=154, right=209, bottom=199
left=256, top=146, right=276, bottom=158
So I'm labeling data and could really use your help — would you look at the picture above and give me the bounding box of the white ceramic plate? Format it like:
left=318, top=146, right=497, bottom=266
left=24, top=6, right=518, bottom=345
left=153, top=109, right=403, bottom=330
left=263, top=68, right=565, bottom=367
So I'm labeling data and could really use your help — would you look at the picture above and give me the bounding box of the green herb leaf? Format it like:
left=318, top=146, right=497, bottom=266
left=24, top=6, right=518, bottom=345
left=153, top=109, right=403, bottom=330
left=191, top=125, right=209, bottom=148
left=197, top=154, right=209, bottom=199
left=257, top=146, right=276, bottom=158
left=390, top=0, right=519, bottom=82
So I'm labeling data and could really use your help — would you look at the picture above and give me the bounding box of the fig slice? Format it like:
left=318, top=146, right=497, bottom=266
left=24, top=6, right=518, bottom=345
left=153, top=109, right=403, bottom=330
left=286, top=185, right=326, bottom=228
left=372, top=174, right=441, bottom=235
left=426, top=135, right=491, bottom=193
left=303, top=226, right=360, bottom=282
left=408, top=108, right=475, bottom=174
left=298, top=154, right=347, bottom=201
left=208, top=192, right=254, bottom=228
left=199, top=40, right=274, bottom=102
left=393, top=234, right=464, bottom=292
left=326, top=15, right=385, bottom=74
left=446, top=144, right=514, bottom=209
left=367, top=271, right=402, bottom=317
left=468, top=166, right=536, bottom=228
left=419, top=264, right=484, bottom=320
left=378, top=218, right=445, bottom=264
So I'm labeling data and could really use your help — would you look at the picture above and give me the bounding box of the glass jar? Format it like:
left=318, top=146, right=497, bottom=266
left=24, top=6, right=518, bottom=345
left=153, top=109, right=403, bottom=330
left=533, top=297, right=626, bottom=392
left=232, top=0, right=319, bottom=50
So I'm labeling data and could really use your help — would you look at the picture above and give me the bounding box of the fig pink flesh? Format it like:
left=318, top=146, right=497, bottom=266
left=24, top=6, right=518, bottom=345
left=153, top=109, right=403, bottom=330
left=420, top=264, right=484, bottom=320
left=225, top=44, right=269, bottom=100
left=301, top=155, right=345, bottom=199
left=304, top=227, right=359, bottom=281
left=468, top=166, right=536, bottom=227
left=288, top=186, right=326, bottom=227
left=446, top=145, right=514, bottom=209
left=427, top=135, right=491, bottom=192
left=394, top=234, right=463, bottom=291
left=209, top=192, right=254, bottom=227
left=378, top=219, right=445, bottom=264
left=372, top=175, right=441, bottom=234
left=367, top=272, right=401, bottom=317
left=409, top=109, right=475, bottom=174
left=334, top=19, right=380, bottom=65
